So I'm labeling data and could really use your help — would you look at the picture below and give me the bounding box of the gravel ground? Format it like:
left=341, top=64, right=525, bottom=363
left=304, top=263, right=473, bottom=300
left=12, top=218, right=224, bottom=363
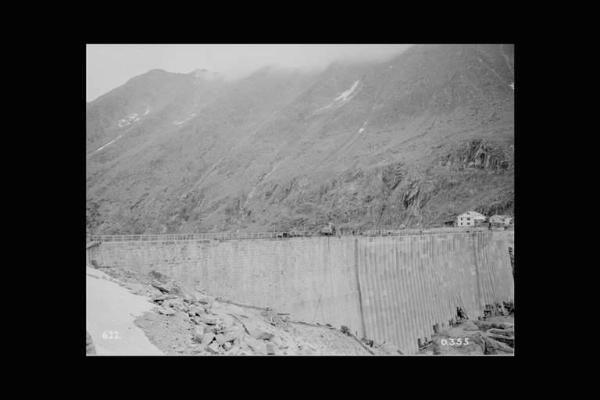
left=133, top=297, right=394, bottom=356
left=98, top=265, right=402, bottom=356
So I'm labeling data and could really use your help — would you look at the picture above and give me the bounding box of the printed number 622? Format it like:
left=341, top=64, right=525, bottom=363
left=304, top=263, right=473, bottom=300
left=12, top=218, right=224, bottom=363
left=102, top=330, right=120, bottom=340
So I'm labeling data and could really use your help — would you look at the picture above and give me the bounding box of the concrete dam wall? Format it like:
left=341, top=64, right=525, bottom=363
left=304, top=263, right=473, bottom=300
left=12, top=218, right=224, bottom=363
left=87, top=230, right=514, bottom=354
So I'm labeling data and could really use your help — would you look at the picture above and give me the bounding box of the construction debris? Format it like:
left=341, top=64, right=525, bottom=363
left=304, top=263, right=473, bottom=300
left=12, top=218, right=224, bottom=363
left=425, top=304, right=515, bottom=356
left=95, top=266, right=400, bottom=356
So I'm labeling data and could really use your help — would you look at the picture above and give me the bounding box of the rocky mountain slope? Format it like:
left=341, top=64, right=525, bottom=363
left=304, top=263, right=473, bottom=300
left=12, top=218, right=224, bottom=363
left=86, top=44, right=514, bottom=234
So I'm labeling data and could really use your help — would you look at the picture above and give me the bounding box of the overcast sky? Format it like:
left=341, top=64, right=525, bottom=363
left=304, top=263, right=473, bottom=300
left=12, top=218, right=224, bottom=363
left=86, top=44, right=413, bottom=102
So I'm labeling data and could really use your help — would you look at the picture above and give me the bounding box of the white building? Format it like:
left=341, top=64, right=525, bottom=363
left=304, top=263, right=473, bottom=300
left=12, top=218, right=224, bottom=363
left=490, top=215, right=513, bottom=226
left=457, top=211, right=487, bottom=227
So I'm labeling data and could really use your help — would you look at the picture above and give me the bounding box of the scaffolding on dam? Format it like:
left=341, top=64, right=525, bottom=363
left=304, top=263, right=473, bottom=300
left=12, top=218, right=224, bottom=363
left=87, top=226, right=511, bottom=243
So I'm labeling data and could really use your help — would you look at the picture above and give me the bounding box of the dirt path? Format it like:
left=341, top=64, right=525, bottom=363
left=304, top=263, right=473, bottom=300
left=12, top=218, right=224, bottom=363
left=86, top=267, right=163, bottom=355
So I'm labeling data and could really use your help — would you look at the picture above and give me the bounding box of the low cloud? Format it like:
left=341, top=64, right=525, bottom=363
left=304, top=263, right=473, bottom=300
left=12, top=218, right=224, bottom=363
left=87, top=44, right=412, bottom=102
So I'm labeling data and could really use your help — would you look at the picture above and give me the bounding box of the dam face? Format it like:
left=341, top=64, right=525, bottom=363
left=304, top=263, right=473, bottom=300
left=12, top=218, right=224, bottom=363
left=87, top=230, right=514, bottom=354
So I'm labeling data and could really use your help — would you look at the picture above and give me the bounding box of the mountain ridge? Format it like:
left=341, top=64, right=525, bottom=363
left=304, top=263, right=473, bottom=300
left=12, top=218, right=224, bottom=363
left=86, top=44, right=514, bottom=234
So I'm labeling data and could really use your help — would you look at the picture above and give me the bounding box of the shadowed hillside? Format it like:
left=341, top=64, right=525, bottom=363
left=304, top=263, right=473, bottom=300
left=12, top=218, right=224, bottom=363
left=86, top=44, right=514, bottom=234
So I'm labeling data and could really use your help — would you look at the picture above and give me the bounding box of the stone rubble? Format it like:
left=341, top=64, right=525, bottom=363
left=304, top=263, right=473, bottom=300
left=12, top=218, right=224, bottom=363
left=99, top=267, right=403, bottom=356
left=422, top=306, right=515, bottom=356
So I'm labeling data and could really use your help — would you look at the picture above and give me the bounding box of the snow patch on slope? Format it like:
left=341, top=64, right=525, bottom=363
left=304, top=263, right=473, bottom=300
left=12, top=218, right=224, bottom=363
left=334, top=80, right=360, bottom=102
left=92, top=135, right=123, bottom=154
left=358, top=120, right=368, bottom=134
left=173, top=113, right=197, bottom=126
left=117, top=113, right=140, bottom=128
left=315, top=80, right=361, bottom=113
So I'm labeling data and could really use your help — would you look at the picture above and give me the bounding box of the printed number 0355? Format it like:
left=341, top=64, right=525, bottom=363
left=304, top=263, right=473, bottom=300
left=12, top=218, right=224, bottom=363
left=441, top=338, right=469, bottom=346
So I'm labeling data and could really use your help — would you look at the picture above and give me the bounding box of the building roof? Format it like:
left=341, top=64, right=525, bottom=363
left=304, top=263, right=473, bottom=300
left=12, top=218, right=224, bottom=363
left=457, top=211, right=486, bottom=219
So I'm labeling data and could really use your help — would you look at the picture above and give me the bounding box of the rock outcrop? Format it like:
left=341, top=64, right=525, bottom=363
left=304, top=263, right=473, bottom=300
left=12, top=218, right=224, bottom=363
left=87, top=44, right=514, bottom=234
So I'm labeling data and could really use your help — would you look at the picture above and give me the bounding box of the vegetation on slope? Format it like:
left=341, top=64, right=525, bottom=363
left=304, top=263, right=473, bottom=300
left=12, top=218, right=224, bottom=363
left=86, top=44, right=514, bottom=234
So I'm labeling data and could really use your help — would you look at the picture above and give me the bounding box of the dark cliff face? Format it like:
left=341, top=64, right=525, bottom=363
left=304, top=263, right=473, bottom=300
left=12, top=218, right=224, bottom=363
left=440, top=139, right=512, bottom=171
left=86, top=44, right=514, bottom=234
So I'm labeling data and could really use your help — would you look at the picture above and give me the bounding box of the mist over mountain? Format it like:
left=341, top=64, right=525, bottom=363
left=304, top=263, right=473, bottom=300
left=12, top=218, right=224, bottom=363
left=86, top=44, right=514, bottom=234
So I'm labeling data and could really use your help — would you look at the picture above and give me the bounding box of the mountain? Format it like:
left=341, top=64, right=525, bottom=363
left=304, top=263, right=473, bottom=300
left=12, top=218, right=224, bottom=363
left=86, top=44, right=514, bottom=234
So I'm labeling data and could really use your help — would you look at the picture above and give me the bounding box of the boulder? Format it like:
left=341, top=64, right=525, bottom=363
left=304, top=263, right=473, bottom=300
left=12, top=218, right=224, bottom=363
left=482, top=335, right=514, bottom=354
left=149, top=270, right=170, bottom=283
left=245, top=337, right=267, bottom=355
left=192, top=326, right=205, bottom=343
left=151, top=281, right=172, bottom=293
left=215, top=334, right=227, bottom=345
left=488, top=327, right=514, bottom=337
left=201, top=333, right=216, bottom=346
left=270, top=335, right=284, bottom=347
left=168, top=285, right=184, bottom=296
left=250, top=328, right=274, bottom=341
left=222, top=329, right=243, bottom=343
left=188, top=306, right=205, bottom=316
left=207, top=342, right=222, bottom=354
left=152, top=293, right=178, bottom=302
left=226, top=342, right=243, bottom=355
left=474, top=320, right=513, bottom=331
left=198, top=315, right=220, bottom=325
left=266, top=342, right=276, bottom=355
left=182, top=293, right=196, bottom=303
left=174, top=311, right=188, bottom=319
left=162, top=298, right=183, bottom=309
left=195, top=293, right=214, bottom=305
left=158, top=307, right=176, bottom=316
left=210, top=312, right=233, bottom=327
